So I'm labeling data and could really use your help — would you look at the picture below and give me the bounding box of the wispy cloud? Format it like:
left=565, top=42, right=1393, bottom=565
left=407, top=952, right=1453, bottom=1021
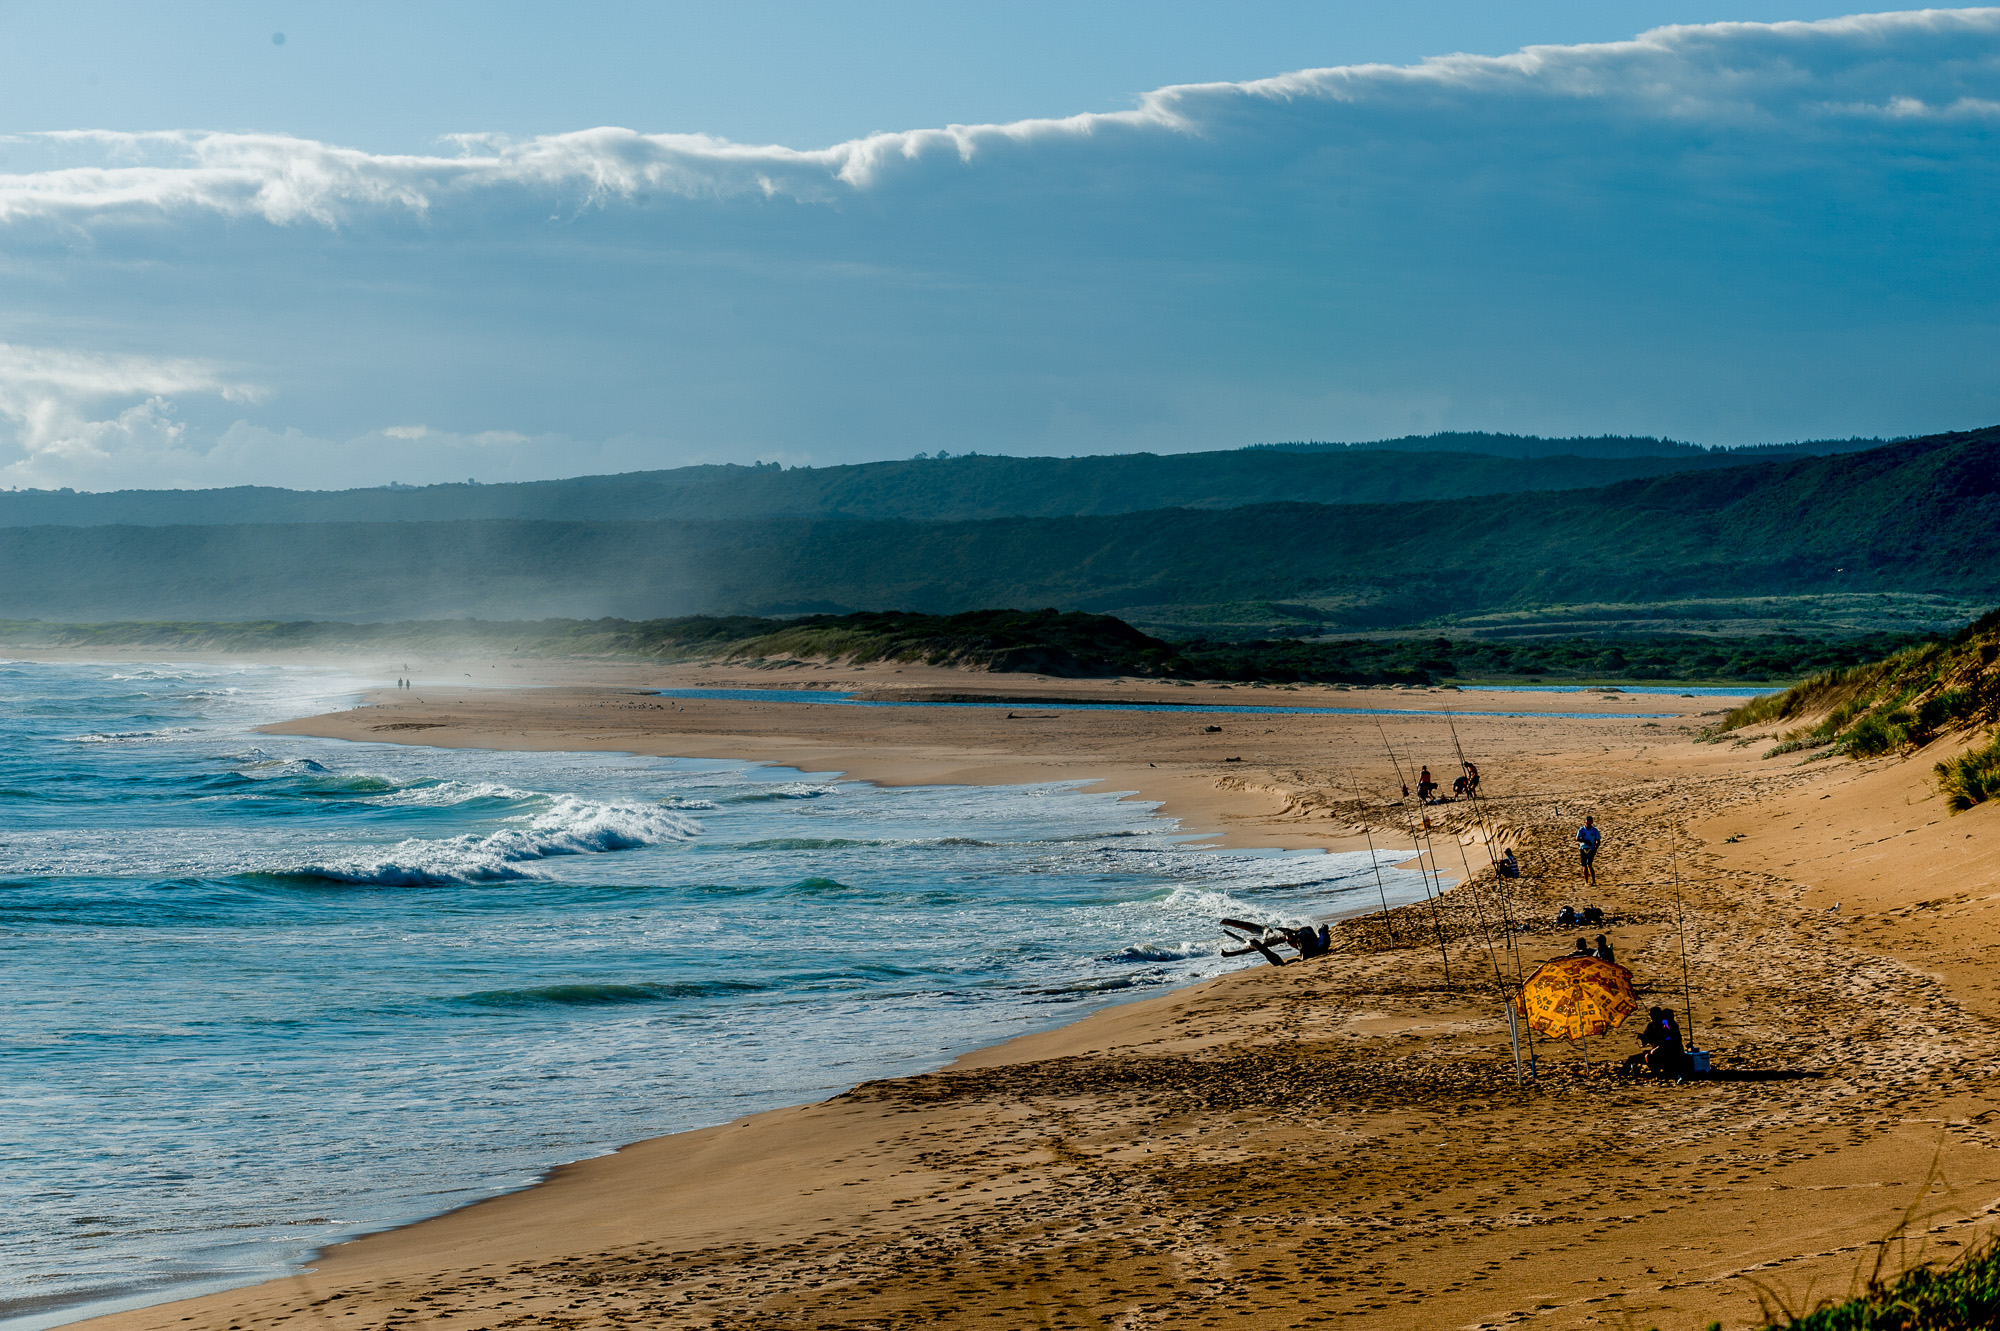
left=0, top=344, right=261, bottom=487
left=2, top=10, right=1995, bottom=225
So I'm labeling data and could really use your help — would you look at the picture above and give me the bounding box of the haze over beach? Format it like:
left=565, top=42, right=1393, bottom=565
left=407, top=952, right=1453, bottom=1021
left=11, top=5, right=2000, bottom=1330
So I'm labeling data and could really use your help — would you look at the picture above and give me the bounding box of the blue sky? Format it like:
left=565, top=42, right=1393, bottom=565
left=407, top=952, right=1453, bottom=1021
left=0, top=3, right=1993, bottom=489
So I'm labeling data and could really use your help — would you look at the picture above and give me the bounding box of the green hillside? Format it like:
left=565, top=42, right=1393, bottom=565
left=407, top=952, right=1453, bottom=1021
left=0, top=610, right=1919, bottom=686
left=0, top=426, right=1994, bottom=629
left=0, top=438, right=1830, bottom=529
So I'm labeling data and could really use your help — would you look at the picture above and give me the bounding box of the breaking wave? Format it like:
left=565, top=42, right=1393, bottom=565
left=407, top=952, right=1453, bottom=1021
left=1100, top=941, right=1214, bottom=963
left=295, top=795, right=700, bottom=886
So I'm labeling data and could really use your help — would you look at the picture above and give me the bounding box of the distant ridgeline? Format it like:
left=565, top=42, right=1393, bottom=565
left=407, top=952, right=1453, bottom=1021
left=0, top=609, right=1929, bottom=686
left=0, top=425, right=1996, bottom=631
left=1246, top=431, right=1894, bottom=460
left=0, top=433, right=1884, bottom=528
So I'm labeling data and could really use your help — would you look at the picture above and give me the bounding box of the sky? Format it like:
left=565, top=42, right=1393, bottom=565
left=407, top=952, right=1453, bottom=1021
left=0, top=2, right=1995, bottom=490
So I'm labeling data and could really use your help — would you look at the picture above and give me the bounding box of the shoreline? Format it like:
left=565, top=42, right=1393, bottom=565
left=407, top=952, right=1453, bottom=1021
left=70, top=659, right=2000, bottom=1331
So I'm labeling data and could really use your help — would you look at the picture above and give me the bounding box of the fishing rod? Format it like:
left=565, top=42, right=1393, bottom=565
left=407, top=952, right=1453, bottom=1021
left=1428, top=808, right=1508, bottom=992
left=1375, top=721, right=1412, bottom=798
left=1393, top=731, right=1507, bottom=993
left=1444, top=711, right=1531, bottom=985
left=1668, top=816, right=1698, bottom=1050
left=1342, top=765, right=1398, bottom=944
left=1436, top=710, right=1550, bottom=1075
left=1376, top=721, right=1452, bottom=983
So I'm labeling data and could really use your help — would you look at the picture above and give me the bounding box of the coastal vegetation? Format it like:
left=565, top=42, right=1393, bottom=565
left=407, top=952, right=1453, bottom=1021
left=0, top=610, right=1923, bottom=686
left=1712, top=607, right=2000, bottom=790
left=1744, top=1236, right=2000, bottom=1329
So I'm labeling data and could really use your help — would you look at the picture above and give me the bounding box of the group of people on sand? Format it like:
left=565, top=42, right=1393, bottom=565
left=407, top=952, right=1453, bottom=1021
left=1567, top=933, right=1617, bottom=963
left=1414, top=761, right=1479, bottom=805
left=1553, top=903, right=1605, bottom=928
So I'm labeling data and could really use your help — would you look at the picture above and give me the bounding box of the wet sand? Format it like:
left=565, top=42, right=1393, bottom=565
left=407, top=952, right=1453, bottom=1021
left=79, top=661, right=2000, bottom=1330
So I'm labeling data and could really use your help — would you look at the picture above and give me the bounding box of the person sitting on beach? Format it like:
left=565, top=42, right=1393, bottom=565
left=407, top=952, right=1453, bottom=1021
left=1287, top=925, right=1331, bottom=960
left=1623, top=1006, right=1691, bottom=1079
left=1580, top=904, right=1605, bottom=927
left=1497, top=849, right=1521, bottom=879
left=1623, top=1007, right=1671, bottom=1073
left=1576, top=816, right=1603, bottom=887
left=1593, top=933, right=1615, bottom=964
left=1570, top=937, right=1594, bottom=956
left=1555, top=903, right=1578, bottom=926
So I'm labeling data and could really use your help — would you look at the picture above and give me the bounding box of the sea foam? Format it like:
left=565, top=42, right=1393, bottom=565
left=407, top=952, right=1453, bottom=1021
left=299, top=795, right=700, bottom=886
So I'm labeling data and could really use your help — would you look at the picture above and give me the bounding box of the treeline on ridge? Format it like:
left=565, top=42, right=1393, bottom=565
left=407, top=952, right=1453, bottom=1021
left=0, top=435, right=1870, bottom=529
left=0, top=610, right=1926, bottom=686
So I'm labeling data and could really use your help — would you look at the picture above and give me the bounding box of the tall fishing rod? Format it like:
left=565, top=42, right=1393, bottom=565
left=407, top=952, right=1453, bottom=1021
left=1668, top=816, right=1698, bottom=1050
left=1342, top=765, right=1398, bottom=943
left=1444, top=710, right=1532, bottom=988
left=1434, top=711, right=1549, bottom=1077
left=1392, top=731, right=1507, bottom=992
left=1427, top=809, right=1508, bottom=992
left=1375, top=721, right=1412, bottom=798
left=1375, top=721, right=1451, bottom=983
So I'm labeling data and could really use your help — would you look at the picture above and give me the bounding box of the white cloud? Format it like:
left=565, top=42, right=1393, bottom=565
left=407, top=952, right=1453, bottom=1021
left=0, top=343, right=262, bottom=488
left=0, top=10, right=1994, bottom=226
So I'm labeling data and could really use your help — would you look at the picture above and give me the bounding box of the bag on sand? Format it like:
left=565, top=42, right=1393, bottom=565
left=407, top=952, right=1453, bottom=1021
left=1688, top=1049, right=1711, bottom=1076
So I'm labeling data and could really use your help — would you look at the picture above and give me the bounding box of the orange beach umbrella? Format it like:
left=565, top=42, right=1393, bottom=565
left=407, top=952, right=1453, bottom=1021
left=1518, top=955, right=1638, bottom=1042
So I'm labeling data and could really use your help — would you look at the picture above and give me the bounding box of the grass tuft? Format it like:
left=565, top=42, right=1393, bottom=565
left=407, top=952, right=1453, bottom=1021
left=1936, top=735, right=2000, bottom=813
left=1742, top=1236, right=2000, bottom=1328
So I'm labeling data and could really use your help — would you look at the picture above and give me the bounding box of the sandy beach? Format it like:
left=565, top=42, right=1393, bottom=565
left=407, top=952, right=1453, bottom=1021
left=74, top=659, right=2000, bottom=1331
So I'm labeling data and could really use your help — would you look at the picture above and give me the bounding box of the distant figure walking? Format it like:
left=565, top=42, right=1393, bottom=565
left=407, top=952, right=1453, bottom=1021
left=1577, top=816, right=1603, bottom=887
left=1593, top=933, right=1615, bottom=963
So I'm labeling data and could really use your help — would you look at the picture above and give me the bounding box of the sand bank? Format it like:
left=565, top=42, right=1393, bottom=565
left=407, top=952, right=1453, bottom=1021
left=80, top=661, right=2000, bottom=1330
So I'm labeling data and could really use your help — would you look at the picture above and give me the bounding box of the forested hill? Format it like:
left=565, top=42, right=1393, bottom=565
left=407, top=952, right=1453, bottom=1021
left=1247, top=431, right=1888, bottom=460
left=0, top=437, right=1831, bottom=529
left=1, top=425, right=1995, bottom=626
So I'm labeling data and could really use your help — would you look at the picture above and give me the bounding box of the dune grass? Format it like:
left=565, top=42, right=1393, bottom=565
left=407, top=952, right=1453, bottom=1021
left=1736, top=1236, right=2000, bottom=1329
left=1935, top=735, right=2000, bottom=813
left=1709, top=606, right=2000, bottom=767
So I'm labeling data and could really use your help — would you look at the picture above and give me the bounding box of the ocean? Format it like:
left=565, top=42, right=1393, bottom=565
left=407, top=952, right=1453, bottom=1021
left=0, top=661, right=1435, bottom=1328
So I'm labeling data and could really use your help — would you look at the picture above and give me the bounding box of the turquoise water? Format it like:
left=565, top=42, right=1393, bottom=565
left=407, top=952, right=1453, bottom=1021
left=0, top=662, right=1433, bottom=1328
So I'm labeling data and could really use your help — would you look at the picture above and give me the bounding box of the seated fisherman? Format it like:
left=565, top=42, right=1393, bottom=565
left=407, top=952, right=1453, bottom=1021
left=1622, top=1008, right=1668, bottom=1073
left=1498, top=849, right=1522, bottom=879
left=1647, top=1007, right=1691, bottom=1078
left=1570, top=937, right=1594, bottom=956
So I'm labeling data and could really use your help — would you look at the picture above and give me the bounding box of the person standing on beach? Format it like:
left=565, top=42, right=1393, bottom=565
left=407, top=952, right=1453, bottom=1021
left=1577, top=816, right=1603, bottom=887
